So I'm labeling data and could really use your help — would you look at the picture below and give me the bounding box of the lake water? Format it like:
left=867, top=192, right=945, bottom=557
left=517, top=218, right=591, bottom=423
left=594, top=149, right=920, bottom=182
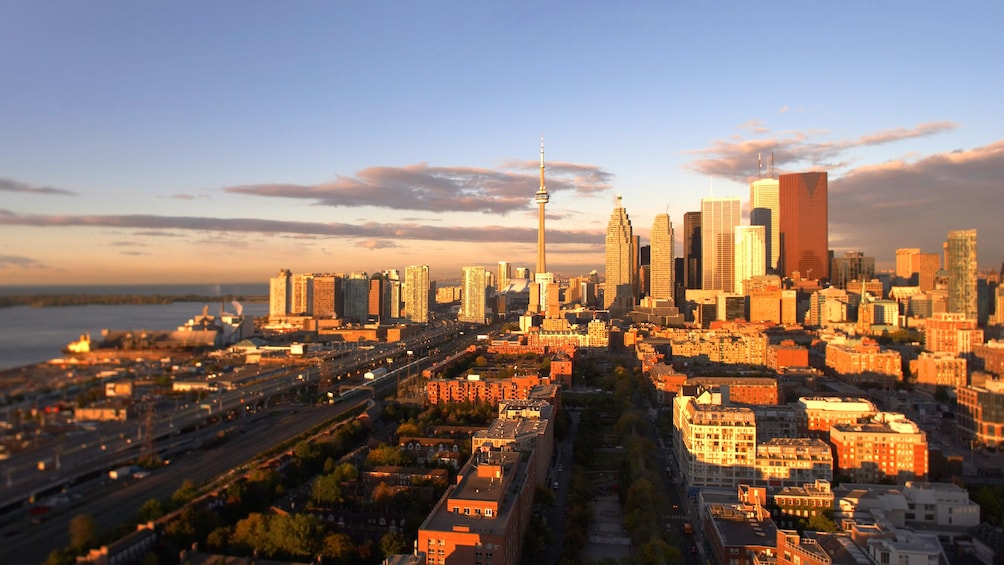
left=0, top=287, right=269, bottom=371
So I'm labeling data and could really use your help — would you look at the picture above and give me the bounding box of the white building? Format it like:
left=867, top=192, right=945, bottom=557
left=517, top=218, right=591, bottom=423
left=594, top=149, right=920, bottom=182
left=734, top=225, right=766, bottom=295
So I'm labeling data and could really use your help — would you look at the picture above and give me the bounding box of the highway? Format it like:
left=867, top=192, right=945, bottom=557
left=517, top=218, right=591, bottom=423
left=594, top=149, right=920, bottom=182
left=0, top=319, right=471, bottom=563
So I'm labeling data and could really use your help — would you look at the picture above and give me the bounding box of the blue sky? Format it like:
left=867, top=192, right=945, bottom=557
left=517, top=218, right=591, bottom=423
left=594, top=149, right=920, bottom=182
left=1, top=1, right=1002, bottom=285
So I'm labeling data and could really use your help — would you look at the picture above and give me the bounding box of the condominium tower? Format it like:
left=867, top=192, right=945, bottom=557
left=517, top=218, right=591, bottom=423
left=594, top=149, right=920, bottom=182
left=650, top=213, right=675, bottom=301
left=459, top=266, right=488, bottom=324
left=779, top=172, right=829, bottom=280
left=405, top=264, right=430, bottom=323
left=269, top=268, right=292, bottom=318
left=701, top=197, right=741, bottom=292
left=945, top=229, right=978, bottom=320
left=604, top=196, right=635, bottom=312
left=750, top=178, right=780, bottom=273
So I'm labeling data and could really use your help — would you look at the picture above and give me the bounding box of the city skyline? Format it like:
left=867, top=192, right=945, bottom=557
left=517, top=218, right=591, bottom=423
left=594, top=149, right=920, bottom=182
left=1, top=3, right=1002, bottom=285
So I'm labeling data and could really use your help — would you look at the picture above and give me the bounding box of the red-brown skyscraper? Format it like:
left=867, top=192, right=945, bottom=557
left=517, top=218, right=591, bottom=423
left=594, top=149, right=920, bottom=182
left=779, top=172, right=829, bottom=280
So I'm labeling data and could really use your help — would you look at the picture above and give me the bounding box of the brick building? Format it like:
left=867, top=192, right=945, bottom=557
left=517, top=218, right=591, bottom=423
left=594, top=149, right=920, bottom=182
left=824, top=338, right=903, bottom=385
left=795, top=397, right=877, bottom=439
left=829, top=413, right=928, bottom=483
left=925, top=312, right=984, bottom=355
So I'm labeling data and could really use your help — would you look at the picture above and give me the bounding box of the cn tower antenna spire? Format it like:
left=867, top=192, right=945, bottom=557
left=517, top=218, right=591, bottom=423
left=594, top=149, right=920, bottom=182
left=535, top=135, right=549, bottom=276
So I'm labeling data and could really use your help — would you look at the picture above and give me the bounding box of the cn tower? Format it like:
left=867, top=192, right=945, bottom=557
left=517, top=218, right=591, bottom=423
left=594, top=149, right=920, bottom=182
left=535, top=135, right=549, bottom=275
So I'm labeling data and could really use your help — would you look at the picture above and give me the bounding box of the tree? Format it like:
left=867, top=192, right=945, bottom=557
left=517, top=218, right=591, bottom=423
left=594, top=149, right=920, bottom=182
left=808, top=509, right=839, bottom=532
left=312, top=473, right=344, bottom=506
left=139, top=497, right=164, bottom=522
left=380, top=531, right=410, bottom=557
left=367, top=443, right=410, bottom=467
left=322, top=532, right=357, bottom=563
left=68, top=514, right=97, bottom=551
left=171, top=479, right=198, bottom=507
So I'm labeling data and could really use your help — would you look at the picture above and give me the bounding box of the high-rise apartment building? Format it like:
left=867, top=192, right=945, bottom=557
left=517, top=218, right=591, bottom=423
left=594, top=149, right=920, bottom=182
left=405, top=264, right=430, bottom=323
left=683, top=211, right=701, bottom=289
left=497, top=261, right=511, bottom=290
left=459, top=266, right=488, bottom=324
left=604, top=196, right=635, bottom=313
left=290, top=273, right=314, bottom=315
left=946, top=229, right=978, bottom=320
left=650, top=213, right=675, bottom=302
left=779, top=172, right=828, bottom=280
left=269, top=268, right=292, bottom=318
left=750, top=178, right=780, bottom=273
left=368, top=273, right=387, bottom=322
left=342, top=272, right=370, bottom=324
left=386, top=269, right=402, bottom=319
left=734, top=225, right=766, bottom=295
left=700, top=197, right=741, bottom=292
left=312, top=274, right=341, bottom=318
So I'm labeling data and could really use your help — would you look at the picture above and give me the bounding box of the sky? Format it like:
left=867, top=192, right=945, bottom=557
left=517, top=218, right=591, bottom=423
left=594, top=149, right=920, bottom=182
left=1, top=1, right=1002, bottom=286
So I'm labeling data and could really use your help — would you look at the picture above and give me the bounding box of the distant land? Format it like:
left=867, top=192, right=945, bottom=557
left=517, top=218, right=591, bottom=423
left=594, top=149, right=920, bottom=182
left=0, top=283, right=269, bottom=308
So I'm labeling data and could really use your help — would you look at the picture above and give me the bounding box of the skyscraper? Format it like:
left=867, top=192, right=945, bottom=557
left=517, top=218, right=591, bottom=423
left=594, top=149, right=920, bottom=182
left=604, top=196, right=634, bottom=312
left=650, top=213, right=675, bottom=301
left=701, top=197, right=741, bottom=292
left=946, top=229, right=978, bottom=319
left=405, top=264, right=430, bottom=323
left=291, top=273, right=314, bottom=315
left=779, top=172, right=829, bottom=280
left=269, top=268, right=292, bottom=319
left=343, top=272, right=370, bottom=324
left=750, top=178, right=780, bottom=273
left=497, top=261, right=512, bottom=290
left=734, top=225, right=766, bottom=294
left=312, top=274, right=341, bottom=318
left=368, top=273, right=386, bottom=322
left=683, top=211, right=702, bottom=289
left=459, top=266, right=488, bottom=324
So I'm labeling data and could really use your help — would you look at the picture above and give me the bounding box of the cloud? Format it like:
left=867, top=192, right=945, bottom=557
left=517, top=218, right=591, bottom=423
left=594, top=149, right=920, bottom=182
left=0, top=178, right=77, bottom=196
left=0, top=210, right=603, bottom=245
left=0, top=255, right=46, bottom=269
left=685, top=121, right=958, bottom=182
left=224, top=161, right=613, bottom=214
left=163, top=193, right=209, bottom=200
left=830, top=140, right=1004, bottom=265
left=357, top=239, right=399, bottom=250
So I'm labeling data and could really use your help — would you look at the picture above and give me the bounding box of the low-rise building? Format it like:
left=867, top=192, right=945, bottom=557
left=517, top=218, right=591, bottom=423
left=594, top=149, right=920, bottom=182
left=825, top=338, right=903, bottom=385
left=830, top=413, right=928, bottom=483
left=417, top=449, right=534, bottom=565
left=755, top=439, right=833, bottom=488
left=770, top=479, right=834, bottom=530
left=796, top=396, right=877, bottom=440
left=957, top=380, right=1004, bottom=448
left=913, top=351, right=967, bottom=390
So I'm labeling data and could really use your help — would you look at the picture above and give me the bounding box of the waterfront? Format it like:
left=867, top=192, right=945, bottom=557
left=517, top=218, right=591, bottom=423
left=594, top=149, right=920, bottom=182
left=0, top=301, right=268, bottom=371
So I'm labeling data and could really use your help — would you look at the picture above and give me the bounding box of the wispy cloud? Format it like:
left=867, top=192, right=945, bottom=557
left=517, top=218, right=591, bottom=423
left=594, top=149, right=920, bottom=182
left=0, top=210, right=603, bottom=245
left=358, top=239, right=399, bottom=250
left=0, top=255, right=46, bottom=269
left=685, top=121, right=958, bottom=181
left=224, top=161, right=613, bottom=214
left=163, top=193, right=210, bottom=200
left=0, top=178, right=77, bottom=196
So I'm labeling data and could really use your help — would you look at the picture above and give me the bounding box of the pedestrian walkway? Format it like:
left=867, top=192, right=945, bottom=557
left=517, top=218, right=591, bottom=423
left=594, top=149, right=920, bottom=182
left=584, top=493, right=631, bottom=561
